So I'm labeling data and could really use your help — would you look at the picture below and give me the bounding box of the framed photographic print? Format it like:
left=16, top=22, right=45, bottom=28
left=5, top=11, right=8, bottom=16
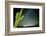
left=5, top=0, right=45, bottom=36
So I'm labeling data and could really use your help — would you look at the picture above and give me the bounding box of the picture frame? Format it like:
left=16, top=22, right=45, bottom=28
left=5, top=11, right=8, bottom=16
left=5, top=0, right=45, bottom=36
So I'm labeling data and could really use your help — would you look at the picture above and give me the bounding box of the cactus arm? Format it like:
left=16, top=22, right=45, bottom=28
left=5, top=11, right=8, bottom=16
left=15, top=12, right=19, bottom=20
left=19, top=9, right=23, bottom=18
left=20, top=9, right=23, bottom=16
left=20, top=15, right=24, bottom=21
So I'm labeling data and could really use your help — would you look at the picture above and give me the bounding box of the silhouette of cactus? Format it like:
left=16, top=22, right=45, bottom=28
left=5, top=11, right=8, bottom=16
left=14, top=9, right=24, bottom=28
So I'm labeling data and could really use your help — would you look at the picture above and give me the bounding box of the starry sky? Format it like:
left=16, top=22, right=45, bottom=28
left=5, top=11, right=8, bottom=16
left=13, top=8, right=39, bottom=28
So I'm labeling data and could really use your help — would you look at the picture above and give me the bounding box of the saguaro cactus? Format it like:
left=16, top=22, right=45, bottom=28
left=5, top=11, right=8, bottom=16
left=14, top=9, right=24, bottom=28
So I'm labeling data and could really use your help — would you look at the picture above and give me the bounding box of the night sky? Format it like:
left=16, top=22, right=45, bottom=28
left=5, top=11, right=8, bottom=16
left=13, top=8, right=39, bottom=28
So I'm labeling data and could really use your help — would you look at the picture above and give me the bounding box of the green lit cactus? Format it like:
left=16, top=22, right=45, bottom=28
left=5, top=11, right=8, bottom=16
left=14, top=9, right=24, bottom=28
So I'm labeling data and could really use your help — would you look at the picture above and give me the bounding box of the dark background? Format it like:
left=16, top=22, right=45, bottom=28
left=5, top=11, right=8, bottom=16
left=13, top=8, right=39, bottom=28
